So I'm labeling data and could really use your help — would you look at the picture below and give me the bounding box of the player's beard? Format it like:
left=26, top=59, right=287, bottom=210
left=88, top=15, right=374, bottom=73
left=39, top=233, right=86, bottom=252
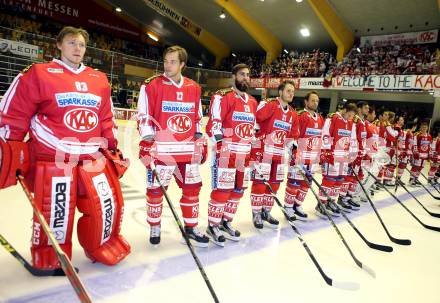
left=235, top=79, right=249, bottom=92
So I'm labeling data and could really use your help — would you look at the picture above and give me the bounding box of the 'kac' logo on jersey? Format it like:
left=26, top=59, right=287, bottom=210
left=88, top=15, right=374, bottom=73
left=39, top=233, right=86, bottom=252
left=273, top=120, right=290, bottom=131
left=271, top=130, right=286, bottom=145
left=235, top=123, right=254, bottom=140
left=64, top=108, right=99, bottom=133
left=162, top=101, right=194, bottom=113
left=55, top=92, right=101, bottom=108
left=167, top=114, right=192, bottom=133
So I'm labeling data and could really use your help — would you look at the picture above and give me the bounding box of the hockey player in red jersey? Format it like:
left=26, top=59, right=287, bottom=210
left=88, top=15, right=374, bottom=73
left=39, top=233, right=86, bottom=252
left=205, top=64, right=258, bottom=246
left=374, top=110, right=398, bottom=185
left=317, top=102, right=357, bottom=217
left=382, top=114, right=403, bottom=187
left=338, top=101, right=370, bottom=210
left=410, top=121, right=432, bottom=186
left=249, top=80, right=299, bottom=229
left=137, top=46, right=209, bottom=247
left=428, top=129, right=440, bottom=184
left=284, top=91, right=324, bottom=221
left=0, top=27, right=130, bottom=273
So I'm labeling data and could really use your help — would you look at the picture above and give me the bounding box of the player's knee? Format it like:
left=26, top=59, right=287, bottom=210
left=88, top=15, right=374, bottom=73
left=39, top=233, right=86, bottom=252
left=251, top=182, right=266, bottom=194
left=211, top=189, right=231, bottom=203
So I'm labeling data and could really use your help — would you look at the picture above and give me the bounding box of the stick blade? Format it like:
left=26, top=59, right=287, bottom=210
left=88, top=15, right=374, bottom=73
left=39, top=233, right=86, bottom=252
left=391, top=238, right=411, bottom=245
left=368, top=242, right=393, bottom=253
left=331, top=280, right=360, bottom=291
left=361, top=263, right=376, bottom=278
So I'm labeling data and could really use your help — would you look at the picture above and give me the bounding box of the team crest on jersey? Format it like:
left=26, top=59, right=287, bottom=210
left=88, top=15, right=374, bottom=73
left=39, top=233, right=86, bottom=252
left=235, top=123, right=254, bottom=140
left=55, top=92, right=101, bottom=108
left=47, top=68, right=64, bottom=73
left=271, top=130, right=286, bottom=145
left=282, top=114, right=287, bottom=121
left=244, top=105, right=250, bottom=113
left=307, top=137, right=322, bottom=149
left=232, top=111, right=255, bottom=122
left=64, top=108, right=99, bottom=132
left=167, top=114, right=192, bottom=133
left=273, top=120, right=290, bottom=131
left=162, top=101, right=194, bottom=113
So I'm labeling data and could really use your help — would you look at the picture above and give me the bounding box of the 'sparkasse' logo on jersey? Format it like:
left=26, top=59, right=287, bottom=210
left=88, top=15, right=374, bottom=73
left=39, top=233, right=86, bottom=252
left=55, top=92, right=101, bottom=108
left=305, top=128, right=322, bottom=136
left=273, top=120, right=290, bottom=131
left=338, top=129, right=352, bottom=137
left=232, top=111, right=255, bottom=122
left=162, top=101, right=195, bottom=113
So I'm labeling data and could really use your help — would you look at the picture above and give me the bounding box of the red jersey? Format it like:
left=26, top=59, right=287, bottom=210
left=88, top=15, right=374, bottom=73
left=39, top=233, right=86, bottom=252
left=137, top=74, right=202, bottom=163
left=0, top=59, right=116, bottom=158
left=430, top=137, right=440, bottom=160
left=322, top=112, right=357, bottom=160
left=412, top=132, right=432, bottom=159
left=365, top=120, right=381, bottom=157
left=295, top=109, right=325, bottom=164
left=254, top=98, right=299, bottom=160
left=353, top=115, right=367, bottom=155
left=396, top=127, right=408, bottom=152
left=405, top=131, right=414, bottom=155
left=206, top=88, right=258, bottom=155
left=374, top=120, right=398, bottom=147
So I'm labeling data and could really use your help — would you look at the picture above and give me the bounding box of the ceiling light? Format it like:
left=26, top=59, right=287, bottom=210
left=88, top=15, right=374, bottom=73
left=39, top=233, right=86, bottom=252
left=219, top=10, right=226, bottom=19
left=283, top=49, right=288, bottom=54
left=300, top=28, right=310, bottom=37
left=356, top=47, right=361, bottom=53
left=232, top=53, right=236, bottom=57
left=198, top=62, right=203, bottom=67
left=296, top=0, right=303, bottom=2
left=147, top=32, right=159, bottom=42
left=115, top=7, right=122, bottom=12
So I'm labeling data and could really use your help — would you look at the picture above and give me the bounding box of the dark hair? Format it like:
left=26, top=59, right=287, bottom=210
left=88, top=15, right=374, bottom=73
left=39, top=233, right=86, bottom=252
left=305, top=91, right=319, bottom=101
left=56, top=26, right=89, bottom=45
left=232, top=63, right=250, bottom=75
left=420, top=121, right=429, bottom=126
left=345, top=103, right=358, bottom=112
left=163, top=45, right=188, bottom=65
left=278, top=80, right=296, bottom=92
left=356, top=101, right=369, bottom=108
left=368, top=106, right=376, bottom=114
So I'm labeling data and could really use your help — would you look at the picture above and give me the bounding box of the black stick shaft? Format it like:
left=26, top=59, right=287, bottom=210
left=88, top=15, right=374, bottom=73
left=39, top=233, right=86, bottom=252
left=355, top=169, right=411, bottom=245
left=309, top=173, right=392, bottom=252
left=150, top=163, right=219, bottom=303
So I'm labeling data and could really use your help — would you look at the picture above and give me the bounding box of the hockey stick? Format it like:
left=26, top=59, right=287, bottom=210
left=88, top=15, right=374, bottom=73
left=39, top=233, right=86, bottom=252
left=418, top=170, right=440, bottom=195
left=149, top=163, right=219, bottom=303
left=0, top=233, right=60, bottom=276
left=253, top=165, right=359, bottom=290
left=353, top=169, right=411, bottom=245
left=17, top=174, right=93, bottom=303
left=296, top=168, right=376, bottom=278
left=395, top=179, right=440, bottom=218
left=367, top=171, right=440, bottom=232
left=308, top=173, right=393, bottom=253
left=405, top=167, right=440, bottom=200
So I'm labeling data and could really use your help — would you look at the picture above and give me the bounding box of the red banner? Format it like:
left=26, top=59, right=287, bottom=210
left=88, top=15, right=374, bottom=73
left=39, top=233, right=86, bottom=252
left=4, top=0, right=143, bottom=40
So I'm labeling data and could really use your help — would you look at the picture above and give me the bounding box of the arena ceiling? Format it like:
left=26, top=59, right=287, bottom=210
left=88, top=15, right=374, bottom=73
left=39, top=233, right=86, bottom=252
left=105, top=0, right=440, bottom=63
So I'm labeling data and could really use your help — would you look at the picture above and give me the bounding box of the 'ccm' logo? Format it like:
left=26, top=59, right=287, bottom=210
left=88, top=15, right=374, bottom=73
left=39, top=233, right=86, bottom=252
left=63, top=108, right=98, bottom=132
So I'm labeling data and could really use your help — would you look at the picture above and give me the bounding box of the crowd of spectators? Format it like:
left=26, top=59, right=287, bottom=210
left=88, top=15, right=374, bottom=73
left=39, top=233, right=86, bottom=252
left=220, top=44, right=439, bottom=77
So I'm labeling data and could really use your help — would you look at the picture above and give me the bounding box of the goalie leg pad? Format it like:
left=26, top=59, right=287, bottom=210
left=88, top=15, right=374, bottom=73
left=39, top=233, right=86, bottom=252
left=77, top=157, right=130, bottom=266
left=31, top=161, right=77, bottom=270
